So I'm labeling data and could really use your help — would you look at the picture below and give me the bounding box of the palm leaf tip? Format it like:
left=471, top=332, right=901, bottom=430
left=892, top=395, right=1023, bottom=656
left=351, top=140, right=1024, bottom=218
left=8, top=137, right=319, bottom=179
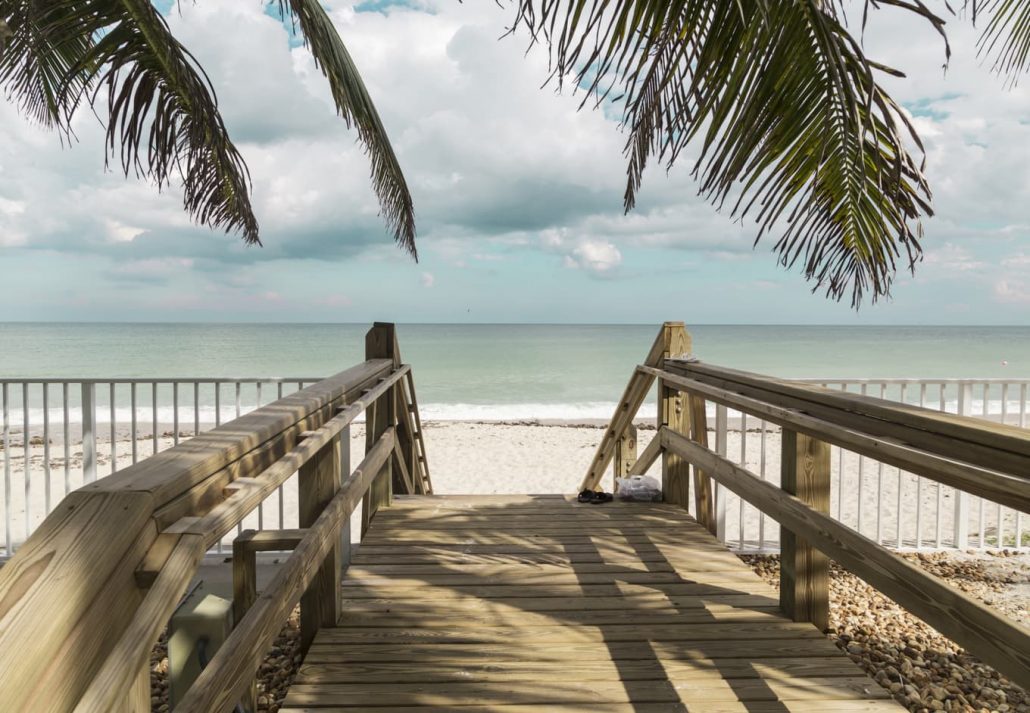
left=274, top=0, right=417, bottom=259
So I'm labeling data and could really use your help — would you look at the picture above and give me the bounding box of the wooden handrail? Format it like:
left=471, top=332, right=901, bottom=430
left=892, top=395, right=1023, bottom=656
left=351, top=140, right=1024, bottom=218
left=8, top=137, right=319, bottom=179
left=640, top=364, right=1030, bottom=513
left=581, top=321, right=690, bottom=491
left=668, top=360, right=1030, bottom=480
left=660, top=426, right=1030, bottom=688
left=175, top=428, right=397, bottom=713
left=0, top=323, right=430, bottom=712
left=591, top=323, right=1030, bottom=692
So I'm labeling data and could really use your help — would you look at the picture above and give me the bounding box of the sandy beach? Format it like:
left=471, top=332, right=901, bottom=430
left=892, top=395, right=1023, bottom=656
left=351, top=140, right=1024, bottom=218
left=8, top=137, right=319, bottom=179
left=1, top=420, right=1025, bottom=553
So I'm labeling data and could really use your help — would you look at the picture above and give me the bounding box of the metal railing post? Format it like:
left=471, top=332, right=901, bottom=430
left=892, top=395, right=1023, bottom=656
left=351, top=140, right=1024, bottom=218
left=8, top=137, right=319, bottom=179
left=953, top=381, right=972, bottom=548
left=81, top=382, right=97, bottom=483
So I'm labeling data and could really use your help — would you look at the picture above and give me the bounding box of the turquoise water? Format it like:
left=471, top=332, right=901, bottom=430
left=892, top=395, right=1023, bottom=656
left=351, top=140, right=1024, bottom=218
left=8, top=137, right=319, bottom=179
left=1, top=323, right=1029, bottom=420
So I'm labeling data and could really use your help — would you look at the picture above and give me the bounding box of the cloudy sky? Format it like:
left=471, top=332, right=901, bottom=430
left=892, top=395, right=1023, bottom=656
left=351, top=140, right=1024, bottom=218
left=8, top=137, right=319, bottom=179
left=1, top=0, right=1028, bottom=323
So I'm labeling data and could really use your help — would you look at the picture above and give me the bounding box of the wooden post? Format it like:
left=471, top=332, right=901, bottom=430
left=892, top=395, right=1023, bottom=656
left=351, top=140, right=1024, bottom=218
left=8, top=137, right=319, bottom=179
left=613, top=424, right=637, bottom=490
left=363, top=323, right=398, bottom=535
left=779, top=429, right=831, bottom=631
left=689, top=395, right=716, bottom=534
left=232, top=533, right=259, bottom=713
left=125, top=667, right=150, bottom=713
left=714, top=404, right=729, bottom=541
left=232, top=529, right=306, bottom=713
left=659, top=322, right=692, bottom=509
left=298, top=434, right=342, bottom=652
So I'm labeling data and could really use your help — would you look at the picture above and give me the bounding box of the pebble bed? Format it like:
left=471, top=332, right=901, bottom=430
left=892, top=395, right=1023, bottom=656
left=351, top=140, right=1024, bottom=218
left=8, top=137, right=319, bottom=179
left=149, top=608, right=301, bottom=713
left=743, top=552, right=1029, bottom=713
left=148, top=552, right=1028, bottom=713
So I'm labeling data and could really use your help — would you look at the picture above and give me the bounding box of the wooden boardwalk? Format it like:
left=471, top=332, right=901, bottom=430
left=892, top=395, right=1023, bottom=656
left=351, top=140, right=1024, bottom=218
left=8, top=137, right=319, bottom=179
left=282, top=494, right=898, bottom=712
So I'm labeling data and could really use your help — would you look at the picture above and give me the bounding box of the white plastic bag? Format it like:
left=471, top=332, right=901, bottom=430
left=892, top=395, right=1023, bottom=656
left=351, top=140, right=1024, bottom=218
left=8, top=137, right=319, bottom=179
left=615, top=475, right=662, bottom=502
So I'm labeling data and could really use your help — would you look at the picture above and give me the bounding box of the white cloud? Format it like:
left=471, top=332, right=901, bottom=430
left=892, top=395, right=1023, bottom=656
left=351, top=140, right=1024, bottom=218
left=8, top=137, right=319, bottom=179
left=994, top=279, right=1030, bottom=305
left=0, top=0, right=1028, bottom=319
left=1001, top=252, right=1030, bottom=268
left=922, top=243, right=987, bottom=273
left=564, top=239, right=622, bottom=276
left=105, top=219, right=146, bottom=244
left=421, top=271, right=435, bottom=288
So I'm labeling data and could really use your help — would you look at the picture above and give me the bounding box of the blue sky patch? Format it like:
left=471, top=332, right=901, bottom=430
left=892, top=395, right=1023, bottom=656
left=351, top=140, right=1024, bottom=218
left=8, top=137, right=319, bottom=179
left=904, top=92, right=962, bottom=120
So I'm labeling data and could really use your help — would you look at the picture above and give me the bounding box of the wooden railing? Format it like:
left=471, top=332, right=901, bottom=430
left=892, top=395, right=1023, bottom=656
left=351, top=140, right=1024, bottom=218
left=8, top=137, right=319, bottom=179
left=0, top=322, right=431, bottom=712
left=587, top=322, right=1030, bottom=690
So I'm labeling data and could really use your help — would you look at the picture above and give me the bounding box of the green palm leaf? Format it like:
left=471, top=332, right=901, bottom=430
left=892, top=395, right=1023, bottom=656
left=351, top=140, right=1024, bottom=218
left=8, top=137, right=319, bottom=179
left=272, top=0, right=417, bottom=258
left=976, top=0, right=1030, bottom=78
left=2, top=0, right=418, bottom=255
left=0, top=2, right=94, bottom=129
left=514, top=0, right=940, bottom=305
left=1, top=0, right=259, bottom=243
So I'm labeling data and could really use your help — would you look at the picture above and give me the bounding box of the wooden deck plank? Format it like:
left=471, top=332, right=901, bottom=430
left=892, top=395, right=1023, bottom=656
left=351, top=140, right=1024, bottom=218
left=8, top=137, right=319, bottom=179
left=338, top=594, right=782, bottom=612
left=304, top=639, right=848, bottom=663
left=282, top=703, right=902, bottom=713
left=284, top=677, right=888, bottom=705
left=284, top=496, right=897, bottom=710
left=335, top=609, right=787, bottom=627
left=296, top=657, right=867, bottom=683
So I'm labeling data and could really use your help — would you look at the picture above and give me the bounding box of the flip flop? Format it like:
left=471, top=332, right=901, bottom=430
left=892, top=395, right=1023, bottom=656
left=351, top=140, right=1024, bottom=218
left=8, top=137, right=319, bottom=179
left=577, top=489, right=595, bottom=503
left=589, top=491, right=613, bottom=504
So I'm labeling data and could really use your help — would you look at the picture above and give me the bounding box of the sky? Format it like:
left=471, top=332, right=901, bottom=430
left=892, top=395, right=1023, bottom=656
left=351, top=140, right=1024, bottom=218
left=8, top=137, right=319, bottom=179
left=0, top=0, right=1028, bottom=324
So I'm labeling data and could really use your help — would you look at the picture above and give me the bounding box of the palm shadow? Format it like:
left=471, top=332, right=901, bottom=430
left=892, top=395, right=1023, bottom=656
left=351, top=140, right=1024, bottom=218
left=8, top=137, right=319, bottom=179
left=300, top=495, right=882, bottom=711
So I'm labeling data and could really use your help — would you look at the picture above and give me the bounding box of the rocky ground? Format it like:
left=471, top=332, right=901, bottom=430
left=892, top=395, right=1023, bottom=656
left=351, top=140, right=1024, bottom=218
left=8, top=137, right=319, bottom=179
left=149, top=608, right=300, bottom=713
left=147, top=552, right=1028, bottom=713
left=743, top=551, right=1030, bottom=713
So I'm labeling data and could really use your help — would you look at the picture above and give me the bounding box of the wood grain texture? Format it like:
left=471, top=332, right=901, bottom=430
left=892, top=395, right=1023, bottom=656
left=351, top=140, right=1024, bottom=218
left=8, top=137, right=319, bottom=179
left=363, top=323, right=397, bottom=535
left=689, top=394, right=716, bottom=534
left=662, top=427, right=1030, bottom=690
left=0, top=491, right=155, bottom=712
left=643, top=365, right=1030, bottom=513
left=779, top=430, right=830, bottom=631
left=285, top=495, right=895, bottom=711
left=660, top=324, right=693, bottom=510
left=299, top=434, right=343, bottom=652
left=175, top=429, right=396, bottom=713
left=580, top=323, right=674, bottom=491
left=280, top=702, right=901, bottom=713
left=614, top=423, right=638, bottom=483
left=74, top=533, right=205, bottom=713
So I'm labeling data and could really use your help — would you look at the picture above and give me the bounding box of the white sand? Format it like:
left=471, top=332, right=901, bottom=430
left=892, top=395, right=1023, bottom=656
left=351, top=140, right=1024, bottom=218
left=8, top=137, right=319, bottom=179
left=1, top=421, right=1025, bottom=554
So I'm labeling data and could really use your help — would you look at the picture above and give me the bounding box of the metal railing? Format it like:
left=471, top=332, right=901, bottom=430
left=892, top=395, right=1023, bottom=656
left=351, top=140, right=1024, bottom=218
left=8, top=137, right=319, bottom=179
left=2, top=375, right=1028, bottom=558
left=0, top=322, right=431, bottom=712
left=707, top=378, right=1030, bottom=552
left=0, top=377, right=323, bottom=557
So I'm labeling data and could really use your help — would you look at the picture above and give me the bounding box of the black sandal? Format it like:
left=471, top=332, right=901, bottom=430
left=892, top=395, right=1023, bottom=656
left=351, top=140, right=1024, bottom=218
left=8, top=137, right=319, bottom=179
left=577, top=489, right=595, bottom=503
left=589, top=491, right=613, bottom=504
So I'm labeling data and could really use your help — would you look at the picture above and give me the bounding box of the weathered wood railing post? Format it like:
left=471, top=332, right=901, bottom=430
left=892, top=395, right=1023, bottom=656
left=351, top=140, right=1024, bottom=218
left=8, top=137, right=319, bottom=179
left=779, top=429, right=831, bottom=631
left=659, top=322, right=691, bottom=509
left=613, top=424, right=637, bottom=489
left=362, top=323, right=397, bottom=535
left=298, top=431, right=342, bottom=653
left=688, top=395, right=716, bottom=534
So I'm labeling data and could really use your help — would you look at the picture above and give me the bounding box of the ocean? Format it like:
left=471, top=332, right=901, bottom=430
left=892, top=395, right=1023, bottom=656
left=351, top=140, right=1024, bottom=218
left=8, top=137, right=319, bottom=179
left=1, top=323, right=1029, bottom=421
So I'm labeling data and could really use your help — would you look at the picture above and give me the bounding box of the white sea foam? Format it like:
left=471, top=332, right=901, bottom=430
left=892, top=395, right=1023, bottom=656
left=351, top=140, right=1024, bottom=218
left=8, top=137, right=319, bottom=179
left=4, top=397, right=1029, bottom=431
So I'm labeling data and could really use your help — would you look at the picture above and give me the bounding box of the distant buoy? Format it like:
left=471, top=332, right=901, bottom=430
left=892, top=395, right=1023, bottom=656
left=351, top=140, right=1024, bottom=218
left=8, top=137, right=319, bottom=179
left=1001, top=360, right=1008, bottom=366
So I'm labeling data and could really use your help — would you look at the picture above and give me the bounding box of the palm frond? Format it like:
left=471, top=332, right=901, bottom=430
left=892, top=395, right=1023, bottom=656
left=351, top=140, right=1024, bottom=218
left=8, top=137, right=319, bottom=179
left=273, top=0, right=417, bottom=258
left=513, top=0, right=941, bottom=305
left=975, top=0, right=1030, bottom=78
left=1, top=0, right=260, bottom=243
left=0, top=2, right=94, bottom=129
